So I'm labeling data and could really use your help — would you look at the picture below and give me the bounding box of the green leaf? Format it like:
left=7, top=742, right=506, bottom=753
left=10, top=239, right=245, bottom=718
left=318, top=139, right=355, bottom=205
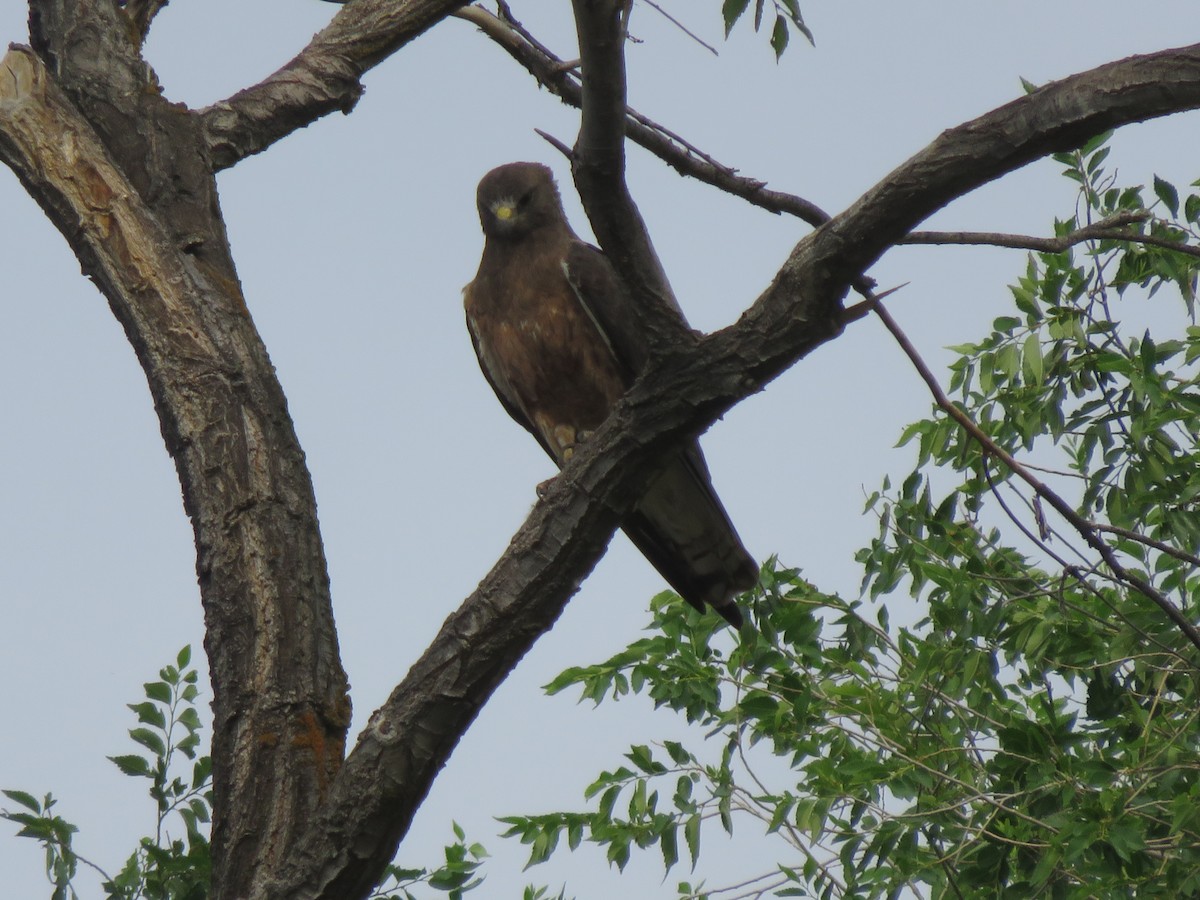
left=1185, top=193, right=1200, bottom=225
left=660, top=823, right=679, bottom=871
left=1023, top=331, right=1044, bottom=385
left=770, top=15, right=789, bottom=59
left=684, top=814, right=701, bottom=868
left=128, top=701, right=167, bottom=729
left=144, top=681, right=172, bottom=704
left=109, top=754, right=153, bottom=777
left=1154, top=174, right=1180, bottom=217
left=1, top=789, right=41, bottom=813
left=721, top=0, right=750, bottom=35
left=130, top=727, right=167, bottom=757
left=1080, top=130, right=1113, bottom=155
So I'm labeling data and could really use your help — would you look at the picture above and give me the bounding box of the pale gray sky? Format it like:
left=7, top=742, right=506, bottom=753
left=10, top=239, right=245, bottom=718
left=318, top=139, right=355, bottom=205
left=1, top=2, right=1196, bottom=896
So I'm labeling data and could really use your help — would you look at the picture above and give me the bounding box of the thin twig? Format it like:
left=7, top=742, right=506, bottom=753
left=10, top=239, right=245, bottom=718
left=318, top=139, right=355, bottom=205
left=535, top=127, right=571, bottom=159
left=874, top=301, right=1200, bottom=655
left=840, top=281, right=907, bottom=324
left=903, top=211, right=1200, bottom=260
left=1089, top=521, right=1200, bottom=569
left=642, top=0, right=719, bottom=55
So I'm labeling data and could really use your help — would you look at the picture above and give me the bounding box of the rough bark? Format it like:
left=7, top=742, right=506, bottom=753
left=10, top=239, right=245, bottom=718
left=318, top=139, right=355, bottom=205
left=6, top=6, right=351, bottom=895
left=199, top=0, right=472, bottom=169
left=3, top=1, right=1200, bottom=898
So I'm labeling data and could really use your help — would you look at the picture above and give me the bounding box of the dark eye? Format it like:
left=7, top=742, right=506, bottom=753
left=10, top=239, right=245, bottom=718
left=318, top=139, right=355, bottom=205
left=517, top=189, right=535, bottom=208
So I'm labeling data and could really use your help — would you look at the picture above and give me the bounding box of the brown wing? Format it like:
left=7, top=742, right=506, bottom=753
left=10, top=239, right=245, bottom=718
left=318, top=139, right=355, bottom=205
left=565, top=242, right=757, bottom=628
left=623, top=449, right=758, bottom=627
left=563, top=241, right=649, bottom=380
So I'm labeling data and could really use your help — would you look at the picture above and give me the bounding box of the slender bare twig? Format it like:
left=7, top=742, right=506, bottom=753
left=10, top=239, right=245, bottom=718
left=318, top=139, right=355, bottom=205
left=904, top=211, right=1200, bottom=260
left=534, top=127, right=571, bottom=159
left=840, top=282, right=906, bottom=324
left=642, top=0, right=719, bottom=56
left=874, top=302, right=1200, bottom=655
left=1089, top=522, right=1200, bottom=569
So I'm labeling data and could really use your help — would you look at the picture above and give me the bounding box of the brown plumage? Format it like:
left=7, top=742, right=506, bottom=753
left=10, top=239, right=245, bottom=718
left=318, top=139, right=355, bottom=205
left=463, top=162, right=756, bottom=627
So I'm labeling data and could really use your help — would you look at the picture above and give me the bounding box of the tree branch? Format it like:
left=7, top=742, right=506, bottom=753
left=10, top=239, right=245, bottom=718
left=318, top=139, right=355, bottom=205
left=903, top=211, right=1200, bottom=260
left=198, top=0, right=471, bottom=170
left=803, top=45, right=1200, bottom=283
left=12, top=5, right=1200, bottom=895
left=260, top=461, right=629, bottom=899
left=571, top=0, right=691, bottom=346
left=1089, top=522, right=1200, bottom=569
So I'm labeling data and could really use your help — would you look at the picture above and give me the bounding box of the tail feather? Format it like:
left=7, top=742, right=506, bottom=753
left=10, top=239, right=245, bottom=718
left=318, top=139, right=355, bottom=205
left=620, top=443, right=756, bottom=628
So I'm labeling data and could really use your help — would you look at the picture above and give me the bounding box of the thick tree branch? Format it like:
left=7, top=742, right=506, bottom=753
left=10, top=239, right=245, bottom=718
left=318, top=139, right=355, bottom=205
left=571, top=0, right=690, bottom=346
left=260, top=464, right=629, bottom=899
left=803, top=46, right=1200, bottom=285
left=198, top=0, right=470, bottom=170
left=260, top=42, right=1200, bottom=897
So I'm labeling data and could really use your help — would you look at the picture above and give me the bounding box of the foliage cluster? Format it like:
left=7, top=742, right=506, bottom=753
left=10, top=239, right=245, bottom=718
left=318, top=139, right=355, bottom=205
left=720, top=0, right=813, bottom=58
left=3, top=648, right=210, bottom=900
left=2, top=651, right=529, bottom=900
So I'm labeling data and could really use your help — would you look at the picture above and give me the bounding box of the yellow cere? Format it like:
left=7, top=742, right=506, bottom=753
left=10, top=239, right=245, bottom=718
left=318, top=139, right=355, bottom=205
left=494, top=203, right=515, bottom=221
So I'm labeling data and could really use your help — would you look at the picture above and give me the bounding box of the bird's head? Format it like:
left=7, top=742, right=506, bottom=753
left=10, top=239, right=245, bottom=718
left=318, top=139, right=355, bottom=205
left=476, top=162, right=568, bottom=240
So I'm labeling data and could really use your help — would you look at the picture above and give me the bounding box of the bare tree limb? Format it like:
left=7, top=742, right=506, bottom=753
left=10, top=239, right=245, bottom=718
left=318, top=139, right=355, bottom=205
left=260, top=461, right=628, bottom=900
left=198, top=0, right=471, bottom=170
left=873, top=300, right=1200, bottom=653
left=570, top=0, right=691, bottom=347
left=1089, top=522, right=1200, bottom=569
left=459, top=5, right=1200, bottom=278
left=903, top=211, right=1200, bottom=259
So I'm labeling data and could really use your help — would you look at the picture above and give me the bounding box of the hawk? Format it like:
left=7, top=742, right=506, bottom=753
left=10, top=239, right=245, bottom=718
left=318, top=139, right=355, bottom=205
left=464, top=162, right=756, bottom=627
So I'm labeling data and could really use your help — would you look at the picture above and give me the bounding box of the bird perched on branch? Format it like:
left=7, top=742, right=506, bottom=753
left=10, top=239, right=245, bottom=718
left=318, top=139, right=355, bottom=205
left=463, top=162, right=756, bottom=627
